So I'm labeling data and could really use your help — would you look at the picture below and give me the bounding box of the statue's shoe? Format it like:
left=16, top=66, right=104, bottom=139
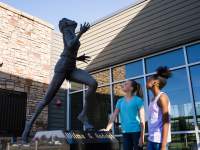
left=77, top=112, right=94, bottom=131
left=84, top=121, right=95, bottom=131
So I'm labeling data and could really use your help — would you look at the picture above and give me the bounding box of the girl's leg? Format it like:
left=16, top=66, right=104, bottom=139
left=22, top=72, right=66, bottom=143
left=147, top=141, right=154, bottom=150
left=132, top=132, right=142, bottom=150
left=69, top=68, right=98, bottom=129
left=122, top=133, right=133, bottom=150
left=147, top=141, right=162, bottom=150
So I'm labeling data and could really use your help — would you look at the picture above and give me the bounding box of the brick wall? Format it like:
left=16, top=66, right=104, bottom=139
left=0, top=2, right=54, bottom=132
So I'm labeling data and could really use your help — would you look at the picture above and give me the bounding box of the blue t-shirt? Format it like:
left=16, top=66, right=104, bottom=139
left=116, top=96, right=144, bottom=133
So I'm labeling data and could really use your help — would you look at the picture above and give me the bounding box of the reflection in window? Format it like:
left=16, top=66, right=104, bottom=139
left=168, top=133, right=197, bottom=149
left=70, top=82, right=83, bottom=92
left=162, top=69, right=194, bottom=131
left=112, top=61, right=143, bottom=81
left=148, top=69, right=195, bottom=131
left=113, top=78, right=147, bottom=134
left=190, top=65, right=200, bottom=127
left=92, top=70, right=110, bottom=85
left=87, top=86, right=111, bottom=129
left=145, top=49, right=185, bottom=73
left=187, top=43, right=200, bottom=63
left=70, top=92, right=83, bottom=130
left=112, top=65, right=126, bottom=81
left=125, top=61, right=143, bottom=78
left=113, top=82, right=124, bottom=134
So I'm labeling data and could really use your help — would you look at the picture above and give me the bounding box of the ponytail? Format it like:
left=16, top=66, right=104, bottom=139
left=153, top=66, right=172, bottom=89
left=130, top=80, right=143, bottom=99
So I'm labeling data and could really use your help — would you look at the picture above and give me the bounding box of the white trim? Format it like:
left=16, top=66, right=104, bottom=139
left=109, top=68, right=115, bottom=135
left=66, top=81, right=70, bottom=130
left=183, top=46, right=200, bottom=146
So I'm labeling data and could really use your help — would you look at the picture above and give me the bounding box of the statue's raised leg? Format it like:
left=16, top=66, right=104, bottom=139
left=69, top=68, right=98, bottom=130
left=22, top=72, right=66, bottom=143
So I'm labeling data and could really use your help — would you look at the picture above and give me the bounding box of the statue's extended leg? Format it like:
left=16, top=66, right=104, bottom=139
left=21, top=73, right=66, bottom=144
left=69, top=69, right=98, bottom=130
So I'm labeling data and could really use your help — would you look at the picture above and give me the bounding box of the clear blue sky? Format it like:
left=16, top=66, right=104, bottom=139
left=1, top=0, right=136, bottom=30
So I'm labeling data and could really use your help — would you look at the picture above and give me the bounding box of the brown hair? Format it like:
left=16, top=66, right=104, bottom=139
left=130, top=80, right=143, bottom=99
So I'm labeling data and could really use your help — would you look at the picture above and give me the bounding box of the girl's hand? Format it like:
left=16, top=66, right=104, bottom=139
left=161, top=145, right=167, bottom=150
left=138, top=136, right=144, bottom=147
left=100, top=128, right=109, bottom=131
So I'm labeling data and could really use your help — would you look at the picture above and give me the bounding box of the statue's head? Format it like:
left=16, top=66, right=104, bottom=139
left=59, top=18, right=77, bottom=33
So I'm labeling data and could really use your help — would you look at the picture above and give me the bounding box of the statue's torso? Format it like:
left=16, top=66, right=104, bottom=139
left=54, top=34, right=80, bottom=73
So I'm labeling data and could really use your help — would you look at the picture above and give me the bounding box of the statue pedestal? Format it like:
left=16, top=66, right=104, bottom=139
left=9, top=130, right=119, bottom=150
left=65, top=130, right=119, bottom=150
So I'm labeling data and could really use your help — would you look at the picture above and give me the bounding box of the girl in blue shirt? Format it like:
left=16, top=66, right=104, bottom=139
left=104, top=80, right=145, bottom=150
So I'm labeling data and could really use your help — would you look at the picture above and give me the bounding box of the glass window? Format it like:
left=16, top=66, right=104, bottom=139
left=112, top=60, right=143, bottom=81
left=113, top=78, right=147, bottom=134
left=187, top=43, right=200, bottom=63
left=190, top=65, right=200, bottom=128
left=87, top=86, right=111, bottom=130
left=70, top=82, right=83, bottom=92
left=91, top=70, right=110, bottom=85
left=70, top=92, right=83, bottom=130
left=125, top=61, right=143, bottom=78
left=145, top=49, right=185, bottom=73
left=147, top=69, right=195, bottom=131
left=169, top=133, right=197, bottom=149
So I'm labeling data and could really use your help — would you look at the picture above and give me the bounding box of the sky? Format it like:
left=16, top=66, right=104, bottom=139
left=1, top=0, right=137, bottom=30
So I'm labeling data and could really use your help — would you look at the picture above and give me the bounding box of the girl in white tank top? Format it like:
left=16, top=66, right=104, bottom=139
left=148, top=92, right=171, bottom=143
left=146, top=66, right=172, bottom=150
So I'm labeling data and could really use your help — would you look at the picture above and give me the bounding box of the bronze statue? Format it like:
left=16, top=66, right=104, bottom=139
left=21, top=18, right=98, bottom=143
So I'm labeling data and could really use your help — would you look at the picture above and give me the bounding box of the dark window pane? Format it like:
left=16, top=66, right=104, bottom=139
left=87, top=86, right=111, bottom=129
left=112, top=61, right=143, bottom=81
left=70, top=92, right=83, bottom=130
left=187, top=43, right=200, bottom=63
left=169, top=133, right=197, bottom=149
left=148, top=69, right=195, bottom=131
left=113, top=78, right=147, bottom=134
left=145, top=49, right=185, bottom=73
left=91, top=70, right=110, bottom=85
left=190, top=65, right=200, bottom=128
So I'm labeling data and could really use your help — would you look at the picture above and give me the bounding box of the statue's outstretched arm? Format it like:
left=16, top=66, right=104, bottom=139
left=77, top=22, right=90, bottom=39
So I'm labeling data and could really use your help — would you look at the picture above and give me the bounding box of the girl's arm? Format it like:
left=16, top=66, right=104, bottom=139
left=139, top=107, right=145, bottom=146
left=105, top=108, right=120, bottom=131
left=158, top=94, right=170, bottom=149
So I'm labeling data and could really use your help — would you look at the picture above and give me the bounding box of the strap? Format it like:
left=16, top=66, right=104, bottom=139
left=154, top=92, right=164, bottom=103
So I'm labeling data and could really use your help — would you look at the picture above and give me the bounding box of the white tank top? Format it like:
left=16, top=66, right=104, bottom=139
left=148, top=92, right=171, bottom=143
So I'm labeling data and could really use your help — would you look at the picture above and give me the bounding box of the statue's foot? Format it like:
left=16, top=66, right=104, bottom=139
left=21, top=122, right=32, bottom=144
left=77, top=112, right=94, bottom=131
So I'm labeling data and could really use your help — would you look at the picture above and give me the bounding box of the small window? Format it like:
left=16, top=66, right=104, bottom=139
left=112, top=60, right=143, bottom=81
left=145, top=49, right=185, bottom=73
left=186, top=43, right=200, bottom=63
left=125, top=61, right=143, bottom=78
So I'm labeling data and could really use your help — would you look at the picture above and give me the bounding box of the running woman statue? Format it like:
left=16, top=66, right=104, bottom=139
left=21, top=18, right=98, bottom=143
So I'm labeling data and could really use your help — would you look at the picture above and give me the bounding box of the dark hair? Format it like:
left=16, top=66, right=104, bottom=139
left=152, top=66, right=172, bottom=89
left=130, top=80, right=143, bottom=99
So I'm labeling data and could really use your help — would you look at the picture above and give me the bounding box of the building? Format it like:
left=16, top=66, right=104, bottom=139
left=0, top=0, right=200, bottom=149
